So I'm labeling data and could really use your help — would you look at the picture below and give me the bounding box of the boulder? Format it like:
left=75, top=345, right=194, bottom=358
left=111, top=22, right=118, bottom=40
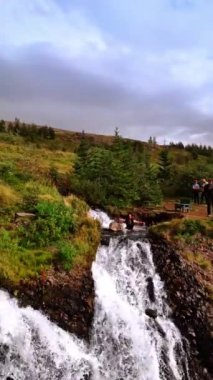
left=109, top=221, right=124, bottom=232
left=155, top=321, right=166, bottom=338
left=15, top=212, right=35, bottom=219
left=145, top=308, right=158, bottom=319
left=146, top=277, right=155, bottom=302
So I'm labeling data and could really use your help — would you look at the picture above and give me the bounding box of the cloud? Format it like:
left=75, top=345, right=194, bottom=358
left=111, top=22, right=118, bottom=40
left=0, top=0, right=213, bottom=145
left=1, top=48, right=213, bottom=145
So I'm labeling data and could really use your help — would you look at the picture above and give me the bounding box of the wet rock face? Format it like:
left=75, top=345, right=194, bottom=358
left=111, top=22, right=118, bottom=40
left=0, top=344, right=9, bottom=365
left=141, top=211, right=183, bottom=226
left=146, top=277, right=155, bottom=303
left=145, top=308, right=157, bottom=319
left=5, top=267, right=95, bottom=341
left=149, top=235, right=213, bottom=380
left=101, top=228, right=147, bottom=246
left=116, top=211, right=183, bottom=227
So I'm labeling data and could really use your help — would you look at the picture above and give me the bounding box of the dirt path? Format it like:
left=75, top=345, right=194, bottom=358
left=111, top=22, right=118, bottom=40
left=164, top=201, right=210, bottom=219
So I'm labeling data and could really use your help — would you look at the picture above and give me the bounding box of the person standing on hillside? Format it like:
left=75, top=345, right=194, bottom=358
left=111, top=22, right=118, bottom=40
left=192, top=180, right=200, bottom=204
left=200, top=178, right=208, bottom=204
left=205, top=179, right=213, bottom=216
left=203, top=179, right=209, bottom=204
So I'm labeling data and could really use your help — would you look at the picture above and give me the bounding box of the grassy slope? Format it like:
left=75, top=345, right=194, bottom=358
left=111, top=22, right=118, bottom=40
left=0, top=127, right=212, bottom=284
left=0, top=133, right=100, bottom=284
left=0, top=134, right=75, bottom=176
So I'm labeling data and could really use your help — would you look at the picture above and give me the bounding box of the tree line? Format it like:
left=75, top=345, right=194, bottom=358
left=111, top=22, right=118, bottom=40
left=169, top=141, right=213, bottom=158
left=0, top=118, right=55, bottom=141
left=69, top=132, right=162, bottom=207
left=65, top=131, right=212, bottom=208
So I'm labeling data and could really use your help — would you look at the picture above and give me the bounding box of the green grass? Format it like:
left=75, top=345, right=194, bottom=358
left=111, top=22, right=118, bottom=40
left=182, top=250, right=212, bottom=272
left=0, top=247, right=53, bottom=283
left=149, top=218, right=212, bottom=275
left=0, top=134, right=100, bottom=282
left=0, top=182, right=21, bottom=207
left=149, top=218, right=212, bottom=241
left=57, top=214, right=101, bottom=270
left=0, top=197, right=101, bottom=282
left=0, top=139, right=75, bottom=180
left=0, top=228, right=53, bottom=282
left=22, top=180, right=63, bottom=210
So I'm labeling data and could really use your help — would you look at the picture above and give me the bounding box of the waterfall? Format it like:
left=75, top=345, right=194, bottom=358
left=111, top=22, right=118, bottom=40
left=0, top=291, right=99, bottom=380
left=88, top=209, right=112, bottom=229
left=91, top=238, right=189, bottom=380
left=0, top=211, right=189, bottom=380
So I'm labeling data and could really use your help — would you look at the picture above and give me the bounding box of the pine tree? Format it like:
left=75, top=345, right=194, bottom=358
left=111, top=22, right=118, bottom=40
left=158, top=149, right=172, bottom=180
left=0, top=120, right=5, bottom=132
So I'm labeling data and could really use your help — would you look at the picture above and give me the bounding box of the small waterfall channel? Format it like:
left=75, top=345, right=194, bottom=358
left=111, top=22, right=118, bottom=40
left=0, top=211, right=189, bottom=380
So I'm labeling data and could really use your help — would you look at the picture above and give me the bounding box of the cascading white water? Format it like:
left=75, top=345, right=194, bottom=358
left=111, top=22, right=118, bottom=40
left=0, top=291, right=99, bottom=380
left=91, top=238, right=189, bottom=380
left=0, top=211, right=189, bottom=380
left=88, top=210, right=112, bottom=229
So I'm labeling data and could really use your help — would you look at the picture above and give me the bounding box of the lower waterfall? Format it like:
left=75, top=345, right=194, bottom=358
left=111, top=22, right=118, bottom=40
left=0, top=235, right=189, bottom=379
left=91, top=238, right=189, bottom=380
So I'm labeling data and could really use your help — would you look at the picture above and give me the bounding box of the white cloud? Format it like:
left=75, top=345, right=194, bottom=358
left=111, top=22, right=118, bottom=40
left=0, top=0, right=108, bottom=56
left=193, top=95, right=213, bottom=116
left=0, top=0, right=213, bottom=145
left=169, top=51, right=213, bottom=87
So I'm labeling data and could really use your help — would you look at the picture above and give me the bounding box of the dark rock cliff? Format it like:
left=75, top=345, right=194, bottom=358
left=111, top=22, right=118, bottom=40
left=149, top=234, right=213, bottom=380
left=3, top=265, right=94, bottom=341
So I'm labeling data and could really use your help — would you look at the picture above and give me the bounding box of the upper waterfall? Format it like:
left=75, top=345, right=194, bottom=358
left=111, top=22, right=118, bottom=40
left=88, top=209, right=113, bottom=229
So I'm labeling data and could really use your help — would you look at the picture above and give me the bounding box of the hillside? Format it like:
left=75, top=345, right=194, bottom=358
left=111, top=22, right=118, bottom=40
left=0, top=118, right=212, bottom=207
left=0, top=118, right=212, bottom=280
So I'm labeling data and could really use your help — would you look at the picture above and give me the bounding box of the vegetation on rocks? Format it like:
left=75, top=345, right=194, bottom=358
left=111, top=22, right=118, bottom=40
left=0, top=196, right=100, bottom=283
left=0, top=133, right=100, bottom=284
left=149, top=218, right=213, bottom=300
left=149, top=218, right=213, bottom=241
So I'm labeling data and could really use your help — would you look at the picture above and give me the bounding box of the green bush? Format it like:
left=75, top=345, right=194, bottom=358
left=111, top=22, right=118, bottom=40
left=71, top=178, right=106, bottom=206
left=177, top=219, right=206, bottom=237
left=0, top=228, right=19, bottom=252
left=57, top=241, right=78, bottom=270
left=19, top=200, right=76, bottom=247
left=58, top=239, right=91, bottom=270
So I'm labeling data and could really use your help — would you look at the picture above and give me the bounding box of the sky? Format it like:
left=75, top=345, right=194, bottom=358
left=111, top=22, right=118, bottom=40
left=0, top=0, right=213, bottom=145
